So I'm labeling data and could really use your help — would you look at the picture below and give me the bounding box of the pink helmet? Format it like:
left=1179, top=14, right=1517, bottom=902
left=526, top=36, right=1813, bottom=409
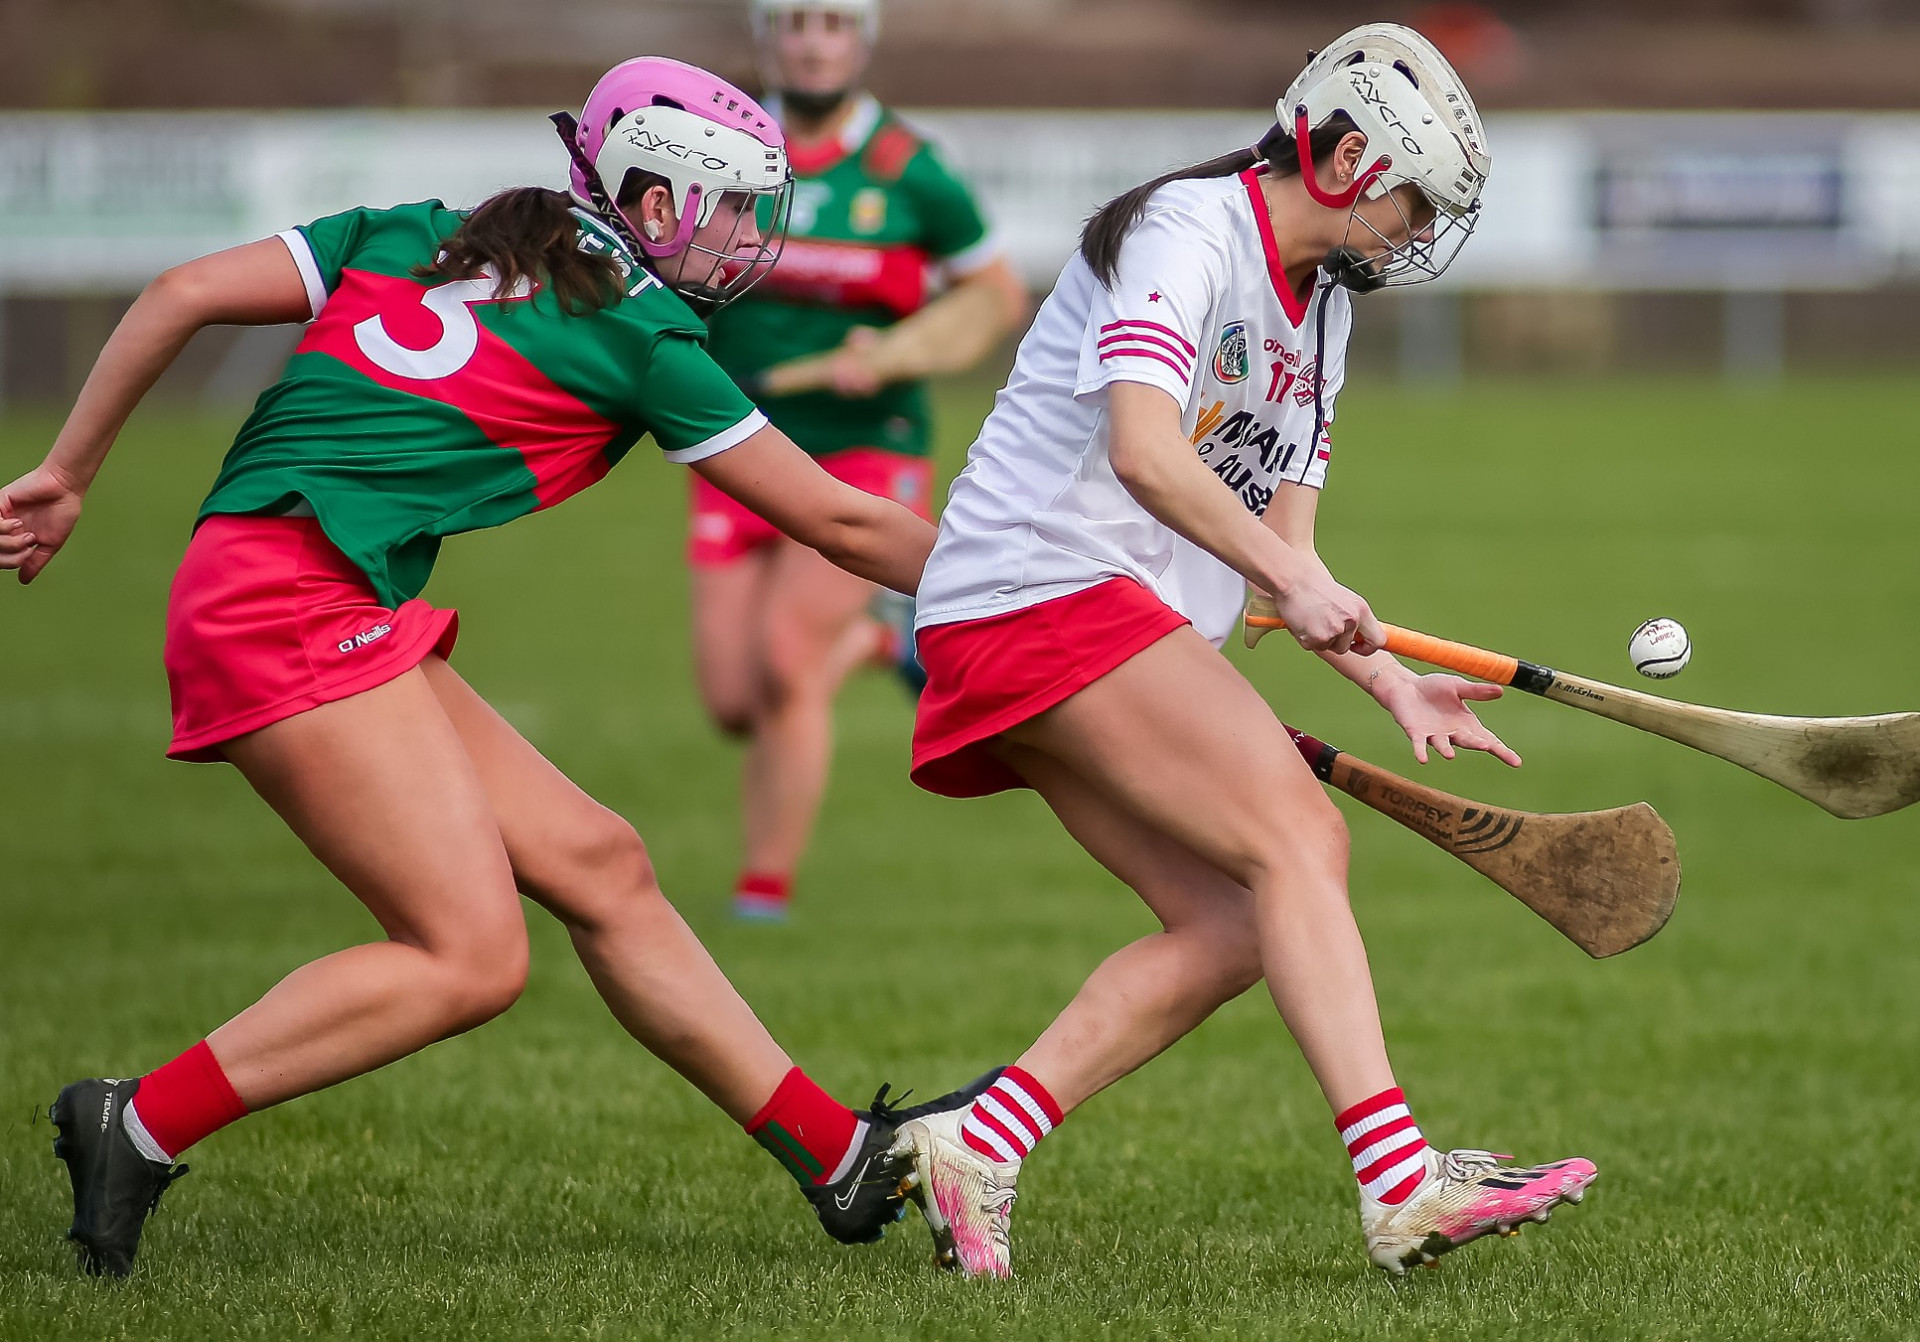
left=554, top=56, right=792, bottom=308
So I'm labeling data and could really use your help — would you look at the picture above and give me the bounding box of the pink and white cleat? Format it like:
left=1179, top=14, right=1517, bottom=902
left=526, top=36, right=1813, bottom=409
left=1360, top=1147, right=1597, bottom=1274
left=888, top=1108, right=1019, bottom=1279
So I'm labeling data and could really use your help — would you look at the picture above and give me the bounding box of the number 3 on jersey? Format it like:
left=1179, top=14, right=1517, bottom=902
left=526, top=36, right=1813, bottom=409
left=353, top=268, right=533, bottom=380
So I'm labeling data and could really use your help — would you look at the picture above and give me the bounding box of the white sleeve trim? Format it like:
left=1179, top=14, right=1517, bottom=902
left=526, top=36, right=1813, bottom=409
left=940, top=231, right=1004, bottom=279
left=276, top=229, right=328, bottom=322
left=662, top=409, right=769, bottom=464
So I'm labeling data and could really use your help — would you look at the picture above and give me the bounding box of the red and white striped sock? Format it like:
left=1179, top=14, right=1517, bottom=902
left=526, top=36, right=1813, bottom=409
left=960, top=1066, right=1062, bottom=1164
left=1335, top=1086, right=1432, bottom=1205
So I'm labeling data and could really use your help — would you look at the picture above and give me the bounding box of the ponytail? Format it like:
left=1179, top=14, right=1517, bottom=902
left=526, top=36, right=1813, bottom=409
left=414, top=186, right=625, bottom=315
left=1078, top=113, right=1362, bottom=288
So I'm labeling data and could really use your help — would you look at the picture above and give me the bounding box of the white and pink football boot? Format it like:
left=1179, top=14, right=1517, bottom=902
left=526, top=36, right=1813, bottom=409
left=889, top=1108, right=1020, bottom=1279
left=1360, top=1147, right=1598, bottom=1273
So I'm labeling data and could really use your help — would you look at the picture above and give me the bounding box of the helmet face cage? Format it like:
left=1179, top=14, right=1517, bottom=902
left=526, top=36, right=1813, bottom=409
left=750, top=0, right=880, bottom=43
left=1340, top=175, right=1480, bottom=289
left=551, top=105, right=793, bottom=315
left=663, top=180, right=794, bottom=312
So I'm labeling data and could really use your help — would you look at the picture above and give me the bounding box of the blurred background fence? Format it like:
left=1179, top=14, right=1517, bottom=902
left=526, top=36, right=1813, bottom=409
left=2, top=0, right=1918, bottom=404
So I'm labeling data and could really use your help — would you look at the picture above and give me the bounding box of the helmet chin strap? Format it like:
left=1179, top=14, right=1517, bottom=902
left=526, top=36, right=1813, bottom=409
left=1322, top=244, right=1385, bottom=294
left=1293, top=105, right=1390, bottom=210
left=778, top=87, right=851, bottom=119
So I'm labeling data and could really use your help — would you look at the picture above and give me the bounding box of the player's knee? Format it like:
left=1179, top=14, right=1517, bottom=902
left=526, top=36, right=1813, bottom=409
left=546, top=809, right=663, bottom=933
left=698, top=681, right=759, bottom=737
left=1245, top=795, right=1350, bottom=895
left=761, top=626, right=835, bottom=709
left=436, top=917, right=530, bottom=1028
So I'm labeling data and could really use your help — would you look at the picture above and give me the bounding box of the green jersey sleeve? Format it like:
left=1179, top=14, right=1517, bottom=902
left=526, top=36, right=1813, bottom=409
left=635, top=332, right=769, bottom=463
left=278, top=201, right=449, bottom=321
left=900, top=144, right=996, bottom=272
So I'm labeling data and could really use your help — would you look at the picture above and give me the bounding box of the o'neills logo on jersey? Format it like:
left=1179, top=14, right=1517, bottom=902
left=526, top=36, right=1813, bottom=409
left=337, top=623, right=393, bottom=655
left=1213, top=320, right=1250, bottom=384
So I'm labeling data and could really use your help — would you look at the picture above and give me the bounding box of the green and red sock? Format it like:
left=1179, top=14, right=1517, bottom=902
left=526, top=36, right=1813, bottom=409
left=744, top=1067, right=862, bottom=1186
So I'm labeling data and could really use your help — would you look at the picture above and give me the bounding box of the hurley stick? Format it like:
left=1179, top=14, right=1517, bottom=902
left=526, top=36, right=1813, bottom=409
left=1249, top=594, right=1920, bottom=819
left=1284, top=725, right=1679, bottom=958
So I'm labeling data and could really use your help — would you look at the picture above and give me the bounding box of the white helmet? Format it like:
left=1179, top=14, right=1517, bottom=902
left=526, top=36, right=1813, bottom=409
left=553, top=56, right=792, bottom=310
left=750, top=0, right=879, bottom=43
left=1277, top=24, right=1491, bottom=288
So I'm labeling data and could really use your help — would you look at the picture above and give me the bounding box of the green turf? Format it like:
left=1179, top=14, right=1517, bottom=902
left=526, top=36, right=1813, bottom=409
left=2, top=376, right=1918, bottom=1340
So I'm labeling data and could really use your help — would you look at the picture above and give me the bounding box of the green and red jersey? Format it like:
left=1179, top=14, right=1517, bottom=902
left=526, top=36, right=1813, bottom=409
left=200, top=201, right=762, bottom=607
left=705, top=94, right=996, bottom=460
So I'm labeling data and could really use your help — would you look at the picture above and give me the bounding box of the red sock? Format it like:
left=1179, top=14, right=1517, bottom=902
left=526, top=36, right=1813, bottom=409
left=1335, top=1086, right=1433, bottom=1205
left=124, top=1041, right=248, bottom=1161
left=733, top=872, right=791, bottom=914
left=744, top=1067, right=859, bottom=1186
left=960, top=1065, right=1062, bottom=1163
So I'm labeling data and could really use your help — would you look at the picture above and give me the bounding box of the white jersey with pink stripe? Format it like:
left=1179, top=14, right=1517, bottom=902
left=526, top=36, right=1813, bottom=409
left=915, top=169, right=1352, bottom=648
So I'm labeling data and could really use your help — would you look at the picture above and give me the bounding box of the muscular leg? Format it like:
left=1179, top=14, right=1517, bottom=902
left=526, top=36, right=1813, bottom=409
left=991, top=741, right=1264, bottom=1115
left=422, top=657, right=791, bottom=1122
left=206, top=667, right=530, bottom=1110
left=1001, top=627, right=1396, bottom=1116
left=690, top=548, right=775, bottom=738
left=738, top=539, right=881, bottom=880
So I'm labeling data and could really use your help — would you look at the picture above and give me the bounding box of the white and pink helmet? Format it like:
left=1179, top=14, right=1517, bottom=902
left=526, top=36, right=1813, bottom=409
left=552, top=56, right=792, bottom=309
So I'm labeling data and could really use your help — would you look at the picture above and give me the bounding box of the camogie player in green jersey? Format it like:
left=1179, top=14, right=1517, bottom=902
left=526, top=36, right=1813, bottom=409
left=3, top=57, right=996, bottom=1279
left=696, top=0, right=1026, bottom=920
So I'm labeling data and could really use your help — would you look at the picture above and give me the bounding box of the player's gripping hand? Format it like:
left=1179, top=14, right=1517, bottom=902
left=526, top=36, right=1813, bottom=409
left=0, top=465, right=84, bottom=584
left=1273, top=570, right=1384, bottom=658
left=825, top=327, right=885, bottom=398
left=1378, top=673, right=1522, bottom=768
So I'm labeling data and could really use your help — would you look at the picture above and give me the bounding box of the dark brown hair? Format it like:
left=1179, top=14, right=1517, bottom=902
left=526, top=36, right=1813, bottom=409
left=413, top=174, right=664, bottom=315
left=1079, top=114, right=1361, bottom=287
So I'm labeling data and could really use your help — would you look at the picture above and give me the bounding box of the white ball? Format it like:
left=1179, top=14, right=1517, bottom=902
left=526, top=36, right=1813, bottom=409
left=1629, top=618, right=1691, bottom=679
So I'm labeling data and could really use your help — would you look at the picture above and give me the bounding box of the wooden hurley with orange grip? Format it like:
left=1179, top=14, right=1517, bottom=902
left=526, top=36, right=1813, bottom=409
left=1247, top=593, right=1920, bottom=820
left=1282, top=724, right=1678, bottom=958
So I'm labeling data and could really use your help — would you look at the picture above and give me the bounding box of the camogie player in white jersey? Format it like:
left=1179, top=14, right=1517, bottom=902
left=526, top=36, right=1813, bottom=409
left=890, top=26, right=1600, bottom=1278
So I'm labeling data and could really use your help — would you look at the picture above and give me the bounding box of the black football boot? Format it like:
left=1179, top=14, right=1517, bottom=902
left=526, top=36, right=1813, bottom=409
left=50, top=1077, right=190, bottom=1277
left=803, top=1066, right=1006, bottom=1245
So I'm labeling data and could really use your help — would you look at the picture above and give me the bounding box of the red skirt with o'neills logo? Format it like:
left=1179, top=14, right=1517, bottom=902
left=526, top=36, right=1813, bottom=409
left=163, top=515, right=458, bottom=762
left=909, top=576, right=1190, bottom=798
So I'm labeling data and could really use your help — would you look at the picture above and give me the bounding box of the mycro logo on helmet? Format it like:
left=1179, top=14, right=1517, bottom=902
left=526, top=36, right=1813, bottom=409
left=621, top=126, right=731, bottom=175
left=1351, top=71, right=1425, bottom=156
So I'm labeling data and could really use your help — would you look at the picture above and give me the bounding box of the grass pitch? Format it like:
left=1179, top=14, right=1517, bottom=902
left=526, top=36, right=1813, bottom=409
left=2, top=376, right=1918, bottom=1340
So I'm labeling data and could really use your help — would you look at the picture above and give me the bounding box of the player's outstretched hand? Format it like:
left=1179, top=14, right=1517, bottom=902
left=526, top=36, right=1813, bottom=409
left=1379, top=673, right=1521, bottom=768
left=0, top=465, right=84, bottom=584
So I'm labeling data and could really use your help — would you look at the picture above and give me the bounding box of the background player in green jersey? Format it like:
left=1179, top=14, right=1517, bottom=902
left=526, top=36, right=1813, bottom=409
left=4, top=57, right=995, bottom=1279
left=697, top=0, right=1027, bottom=921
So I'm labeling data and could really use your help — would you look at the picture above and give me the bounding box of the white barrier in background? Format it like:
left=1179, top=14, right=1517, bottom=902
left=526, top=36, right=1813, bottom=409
left=3, top=109, right=1919, bottom=295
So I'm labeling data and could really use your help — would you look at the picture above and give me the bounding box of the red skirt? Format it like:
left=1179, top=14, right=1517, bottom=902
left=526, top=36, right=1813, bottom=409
left=910, top=576, right=1189, bottom=798
left=164, top=515, right=459, bottom=762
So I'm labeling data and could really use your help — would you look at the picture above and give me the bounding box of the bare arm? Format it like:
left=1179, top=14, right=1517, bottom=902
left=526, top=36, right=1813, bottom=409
left=1263, top=480, right=1520, bottom=766
left=1263, top=483, right=1421, bottom=699
left=0, top=238, right=311, bottom=583
left=756, top=257, right=1028, bottom=399
left=1105, top=380, right=1381, bottom=654
left=691, top=425, right=936, bottom=595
